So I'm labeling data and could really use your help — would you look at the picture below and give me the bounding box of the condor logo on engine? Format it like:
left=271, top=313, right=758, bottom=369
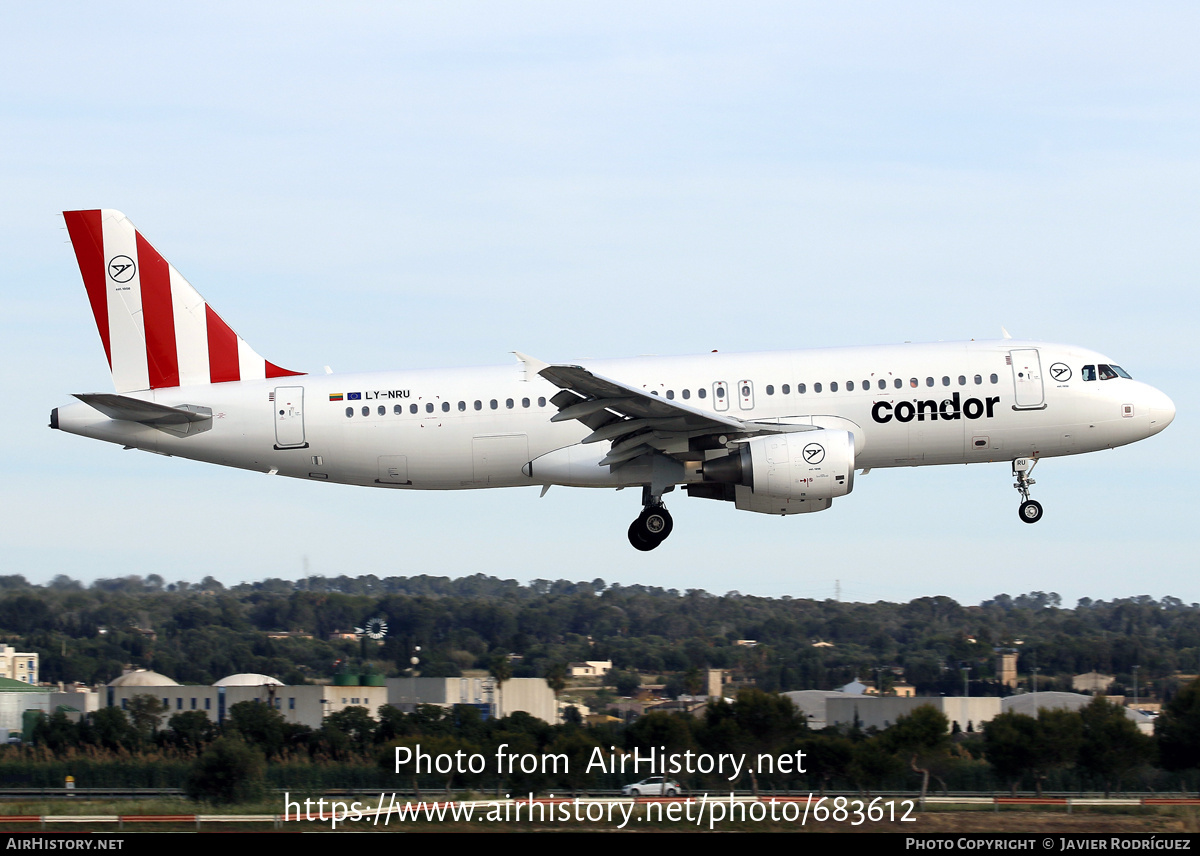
left=871, top=392, right=1000, bottom=424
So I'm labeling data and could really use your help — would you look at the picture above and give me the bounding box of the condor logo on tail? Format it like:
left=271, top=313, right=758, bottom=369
left=872, top=392, right=1000, bottom=424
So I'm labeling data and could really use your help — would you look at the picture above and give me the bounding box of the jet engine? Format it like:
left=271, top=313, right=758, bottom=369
left=690, top=429, right=855, bottom=514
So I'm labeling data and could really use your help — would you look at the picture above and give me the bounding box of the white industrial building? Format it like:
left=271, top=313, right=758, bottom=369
left=387, top=677, right=557, bottom=723
left=103, top=669, right=387, bottom=729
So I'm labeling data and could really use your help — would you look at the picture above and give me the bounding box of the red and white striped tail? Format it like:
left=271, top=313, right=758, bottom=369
left=63, top=209, right=303, bottom=393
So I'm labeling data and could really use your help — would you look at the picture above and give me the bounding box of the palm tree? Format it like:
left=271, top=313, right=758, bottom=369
left=488, top=654, right=513, bottom=720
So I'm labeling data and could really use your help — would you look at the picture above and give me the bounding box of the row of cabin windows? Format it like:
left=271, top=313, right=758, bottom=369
left=346, top=397, right=548, bottom=418
left=345, top=372, right=1004, bottom=417
left=659, top=373, right=1000, bottom=401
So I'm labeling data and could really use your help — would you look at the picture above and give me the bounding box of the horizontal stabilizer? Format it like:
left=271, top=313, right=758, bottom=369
left=74, top=393, right=212, bottom=437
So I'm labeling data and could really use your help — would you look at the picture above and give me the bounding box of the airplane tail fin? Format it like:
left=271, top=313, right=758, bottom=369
left=62, top=209, right=304, bottom=393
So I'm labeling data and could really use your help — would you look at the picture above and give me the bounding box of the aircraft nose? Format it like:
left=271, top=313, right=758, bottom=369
left=1146, top=387, right=1175, bottom=435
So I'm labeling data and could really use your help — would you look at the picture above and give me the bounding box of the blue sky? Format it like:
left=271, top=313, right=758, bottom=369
left=2, top=3, right=1196, bottom=603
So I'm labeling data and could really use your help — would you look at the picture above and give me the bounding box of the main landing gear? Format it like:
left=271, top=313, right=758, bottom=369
left=628, top=488, right=674, bottom=551
left=1012, top=458, right=1043, bottom=524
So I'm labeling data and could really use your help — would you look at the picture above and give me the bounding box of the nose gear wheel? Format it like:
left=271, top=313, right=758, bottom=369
left=1012, top=458, right=1043, bottom=524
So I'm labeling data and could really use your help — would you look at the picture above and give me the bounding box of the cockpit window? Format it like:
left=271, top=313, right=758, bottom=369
left=1097, top=364, right=1131, bottom=380
left=1082, top=365, right=1096, bottom=382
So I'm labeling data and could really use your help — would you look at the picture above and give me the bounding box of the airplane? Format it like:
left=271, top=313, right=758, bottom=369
left=51, top=209, right=1176, bottom=551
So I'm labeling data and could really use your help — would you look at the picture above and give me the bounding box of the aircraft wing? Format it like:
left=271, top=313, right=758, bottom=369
left=536, top=362, right=814, bottom=468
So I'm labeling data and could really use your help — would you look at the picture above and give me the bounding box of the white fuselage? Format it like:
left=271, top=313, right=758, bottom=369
left=54, top=339, right=1174, bottom=496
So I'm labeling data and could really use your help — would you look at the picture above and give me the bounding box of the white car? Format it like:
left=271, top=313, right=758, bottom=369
left=622, top=776, right=680, bottom=797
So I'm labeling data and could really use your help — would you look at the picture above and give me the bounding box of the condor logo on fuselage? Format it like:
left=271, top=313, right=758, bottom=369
left=872, top=392, right=1000, bottom=424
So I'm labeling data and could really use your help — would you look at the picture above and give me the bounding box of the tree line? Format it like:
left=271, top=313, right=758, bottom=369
left=2, top=573, right=1198, bottom=700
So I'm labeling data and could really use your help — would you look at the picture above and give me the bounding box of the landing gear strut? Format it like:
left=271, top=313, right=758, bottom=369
left=1012, top=458, right=1043, bottom=524
left=628, top=488, right=674, bottom=551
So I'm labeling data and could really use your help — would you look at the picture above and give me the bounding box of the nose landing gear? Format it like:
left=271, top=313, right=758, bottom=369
left=1013, top=458, right=1043, bottom=524
left=628, top=489, right=674, bottom=551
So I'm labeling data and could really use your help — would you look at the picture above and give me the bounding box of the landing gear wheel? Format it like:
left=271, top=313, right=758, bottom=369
left=642, top=506, right=673, bottom=540
left=627, top=505, right=674, bottom=550
left=1019, top=499, right=1043, bottom=524
left=628, top=521, right=657, bottom=551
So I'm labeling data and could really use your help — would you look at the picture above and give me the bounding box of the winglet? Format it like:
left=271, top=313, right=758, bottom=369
left=512, top=351, right=550, bottom=381
left=1001, top=326, right=1013, bottom=340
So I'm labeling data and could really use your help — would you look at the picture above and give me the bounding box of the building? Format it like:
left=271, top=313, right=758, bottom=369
left=0, top=677, right=50, bottom=740
left=996, top=652, right=1019, bottom=689
left=1072, top=672, right=1115, bottom=694
left=387, top=676, right=557, bottom=723
left=825, top=695, right=1002, bottom=733
left=103, top=669, right=387, bottom=729
left=568, top=661, right=612, bottom=678
left=0, top=645, right=38, bottom=684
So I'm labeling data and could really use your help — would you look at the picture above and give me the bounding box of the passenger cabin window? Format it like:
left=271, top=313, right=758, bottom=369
left=698, top=388, right=707, bottom=399
left=846, top=381, right=854, bottom=391
left=894, top=378, right=902, bottom=389
left=926, top=377, right=934, bottom=387
left=490, top=399, right=498, bottom=409
left=878, top=379, right=886, bottom=390
left=506, top=398, right=514, bottom=409
left=522, top=398, right=530, bottom=408
left=410, top=403, right=418, bottom=414
left=990, top=374, right=998, bottom=384
left=667, top=390, right=675, bottom=399
left=345, top=407, right=353, bottom=418
left=458, top=401, right=466, bottom=411
left=942, top=376, right=950, bottom=386
left=830, top=381, right=838, bottom=392
left=361, top=406, right=369, bottom=417
left=798, top=383, right=807, bottom=394
left=538, top=397, right=546, bottom=406
left=782, top=384, right=790, bottom=394
left=441, top=402, right=450, bottom=412
left=814, top=382, right=823, bottom=393
left=958, top=375, right=966, bottom=385
left=974, top=374, right=982, bottom=385
left=474, top=400, right=482, bottom=410
left=426, top=403, right=434, bottom=413
left=394, top=405, right=402, bottom=415
left=910, top=378, right=918, bottom=388
left=378, top=405, right=385, bottom=416
left=682, top=389, right=690, bottom=399
left=765, top=385, right=774, bottom=395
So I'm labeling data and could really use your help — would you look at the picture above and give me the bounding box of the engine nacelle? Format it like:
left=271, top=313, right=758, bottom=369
left=696, top=429, right=855, bottom=515
left=745, top=429, right=855, bottom=501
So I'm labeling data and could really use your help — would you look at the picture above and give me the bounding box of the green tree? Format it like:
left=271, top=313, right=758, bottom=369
left=184, top=736, right=267, bottom=804
left=883, top=705, right=951, bottom=800
left=87, top=707, right=138, bottom=752
left=323, top=705, right=376, bottom=754
left=126, top=694, right=166, bottom=744
left=227, top=701, right=287, bottom=758
left=983, top=711, right=1040, bottom=796
left=1079, top=696, right=1154, bottom=796
left=489, top=655, right=512, bottom=718
left=166, top=710, right=217, bottom=751
left=1157, top=679, right=1200, bottom=774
